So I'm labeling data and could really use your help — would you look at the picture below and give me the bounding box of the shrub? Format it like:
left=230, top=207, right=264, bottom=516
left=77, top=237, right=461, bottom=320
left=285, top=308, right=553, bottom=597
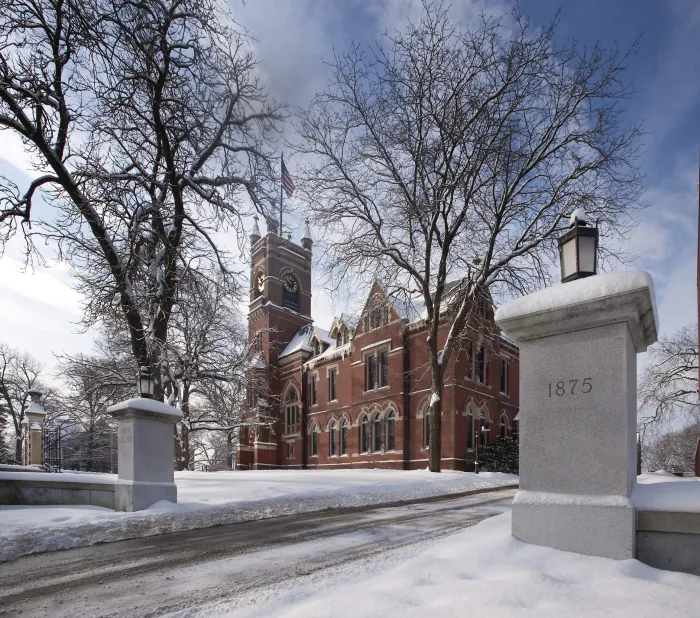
left=479, top=436, right=519, bottom=474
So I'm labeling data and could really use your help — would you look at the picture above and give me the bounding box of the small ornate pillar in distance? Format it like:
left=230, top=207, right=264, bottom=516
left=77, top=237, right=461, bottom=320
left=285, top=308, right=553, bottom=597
left=22, top=389, right=47, bottom=466
left=495, top=271, right=658, bottom=560
left=108, top=398, right=182, bottom=512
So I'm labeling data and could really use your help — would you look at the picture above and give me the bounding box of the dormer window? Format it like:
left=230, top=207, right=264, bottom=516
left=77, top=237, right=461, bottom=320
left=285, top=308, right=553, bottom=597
left=335, top=326, right=348, bottom=347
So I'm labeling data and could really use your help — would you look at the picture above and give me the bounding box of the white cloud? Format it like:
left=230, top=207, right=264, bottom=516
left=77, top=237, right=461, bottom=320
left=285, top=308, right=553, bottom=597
left=0, top=130, right=39, bottom=179
left=0, top=259, right=94, bottom=370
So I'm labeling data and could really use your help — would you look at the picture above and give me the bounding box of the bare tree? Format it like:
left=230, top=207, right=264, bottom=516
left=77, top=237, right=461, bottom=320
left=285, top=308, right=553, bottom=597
left=0, top=0, right=282, bottom=397
left=0, top=343, right=45, bottom=462
left=58, top=271, right=265, bottom=469
left=645, top=421, right=700, bottom=476
left=638, top=323, right=699, bottom=435
left=0, top=402, right=13, bottom=463
left=55, top=352, right=133, bottom=471
left=162, top=271, right=252, bottom=469
left=293, top=2, right=642, bottom=471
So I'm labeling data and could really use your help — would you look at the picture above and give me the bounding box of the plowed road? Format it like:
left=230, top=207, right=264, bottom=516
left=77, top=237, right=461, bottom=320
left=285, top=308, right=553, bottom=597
left=0, top=487, right=516, bottom=617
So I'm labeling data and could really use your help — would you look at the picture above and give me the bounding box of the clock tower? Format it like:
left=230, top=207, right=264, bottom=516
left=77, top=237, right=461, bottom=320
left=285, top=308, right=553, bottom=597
left=241, top=216, right=313, bottom=468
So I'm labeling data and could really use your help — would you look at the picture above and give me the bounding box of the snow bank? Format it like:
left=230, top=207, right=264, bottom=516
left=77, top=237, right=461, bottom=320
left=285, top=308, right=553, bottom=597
left=633, top=473, right=700, bottom=513
left=195, top=511, right=700, bottom=618
left=0, top=469, right=517, bottom=562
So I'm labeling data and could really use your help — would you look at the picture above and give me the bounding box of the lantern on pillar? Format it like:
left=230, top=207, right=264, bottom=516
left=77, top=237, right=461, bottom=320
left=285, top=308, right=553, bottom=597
left=138, top=366, right=155, bottom=399
left=558, top=207, right=599, bottom=283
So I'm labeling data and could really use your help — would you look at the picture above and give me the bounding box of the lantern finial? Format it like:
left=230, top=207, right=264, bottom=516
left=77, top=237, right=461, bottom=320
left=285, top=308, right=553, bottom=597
left=558, top=210, right=598, bottom=284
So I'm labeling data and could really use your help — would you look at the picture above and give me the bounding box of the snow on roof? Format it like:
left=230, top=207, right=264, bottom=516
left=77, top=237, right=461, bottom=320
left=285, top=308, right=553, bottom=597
left=313, top=327, right=334, bottom=346
left=500, top=330, right=518, bottom=347
left=305, top=341, right=351, bottom=370
left=279, top=324, right=339, bottom=360
left=330, top=314, right=358, bottom=334
left=24, top=402, right=47, bottom=416
left=391, top=296, right=427, bottom=322
left=279, top=325, right=314, bottom=359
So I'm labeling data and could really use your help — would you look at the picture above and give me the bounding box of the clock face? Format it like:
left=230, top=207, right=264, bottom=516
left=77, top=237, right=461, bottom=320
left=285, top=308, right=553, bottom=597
left=256, top=274, right=265, bottom=292
left=283, top=274, right=299, bottom=293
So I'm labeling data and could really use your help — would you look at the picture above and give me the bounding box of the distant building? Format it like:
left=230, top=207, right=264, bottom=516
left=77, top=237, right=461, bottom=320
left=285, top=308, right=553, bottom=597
left=238, top=220, right=519, bottom=470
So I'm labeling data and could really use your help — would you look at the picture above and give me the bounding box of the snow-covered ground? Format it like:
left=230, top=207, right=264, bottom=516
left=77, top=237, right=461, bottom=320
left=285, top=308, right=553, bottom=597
left=179, top=511, right=700, bottom=618
left=0, top=469, right=517, bottom=562
left=634, top=471, right=700, bottom=512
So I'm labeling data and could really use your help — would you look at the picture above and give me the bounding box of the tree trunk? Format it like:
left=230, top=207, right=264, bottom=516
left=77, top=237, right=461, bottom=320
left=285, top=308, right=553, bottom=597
left=174, top=424, right=184, bottom=471
left=429, top=395, right=442, bottom=472
left=227, top=432, right=234, bottom=470
left=174, top=382, right=191, bottom=471
left=182, top=424, right=190, bottom=470
left=427, top=325, right=443, bottom=472
left=15, top=435, right=22, bottom=465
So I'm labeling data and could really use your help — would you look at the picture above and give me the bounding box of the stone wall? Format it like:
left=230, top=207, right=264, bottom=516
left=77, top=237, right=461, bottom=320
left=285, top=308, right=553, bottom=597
left=0, top=476, right=115, bottom=509
left=637, top=510, right=700, bottom=575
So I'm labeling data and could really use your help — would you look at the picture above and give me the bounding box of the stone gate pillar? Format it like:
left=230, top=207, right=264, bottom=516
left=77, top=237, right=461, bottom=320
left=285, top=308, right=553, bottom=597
left=108, top=398, right=182, bottom=511
left=22, top=389, right=47, bottom=467
left=495, top=271, right=658, bottom=559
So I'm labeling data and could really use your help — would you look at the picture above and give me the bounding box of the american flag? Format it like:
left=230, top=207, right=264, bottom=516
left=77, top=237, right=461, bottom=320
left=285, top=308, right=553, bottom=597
left=281, top=159, right=295, bottom=198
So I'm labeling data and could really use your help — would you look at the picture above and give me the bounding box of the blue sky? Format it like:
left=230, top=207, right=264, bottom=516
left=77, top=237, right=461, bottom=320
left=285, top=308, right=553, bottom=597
left=0, top=0, right=698, bottom=371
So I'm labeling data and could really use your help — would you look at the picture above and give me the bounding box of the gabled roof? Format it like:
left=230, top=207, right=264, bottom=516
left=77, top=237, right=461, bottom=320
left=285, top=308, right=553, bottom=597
left=311, top=326, right=334, bottom=347
left=279, top=325, right=314, bottom=359
left=305, top=341, right=350, bottom=370
left=279, top=324, right=335, bottom=359
left=390, top=296, right=427, bottom=322
left=329, top=313, right=357, bottom=336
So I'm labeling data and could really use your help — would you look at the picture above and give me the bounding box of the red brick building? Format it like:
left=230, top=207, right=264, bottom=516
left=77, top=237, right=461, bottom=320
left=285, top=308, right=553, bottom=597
left=238, top=221, right=519, bottom=471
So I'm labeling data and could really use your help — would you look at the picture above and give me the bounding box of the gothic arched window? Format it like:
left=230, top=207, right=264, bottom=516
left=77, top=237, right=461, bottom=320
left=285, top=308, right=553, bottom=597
left=329, top=420, right=337, bottom=456
left=373, top=413, right=383, bottom=452
left=500, top=414, right=508, bottom=438
left=341, top=418, right=349, bottom=455
left=386, top=411, right=396, bottom=451
left=466, top=407, right=474, bottom=449
left=360, top=415, right=370, bottom=453
left=284, top=388, right=299, bottom=435
left=310, top=423, right=319, bottom=457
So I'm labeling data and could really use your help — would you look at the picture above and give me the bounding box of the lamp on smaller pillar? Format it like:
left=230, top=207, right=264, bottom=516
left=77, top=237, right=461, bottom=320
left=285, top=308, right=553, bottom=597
left=474, top=423, right=489, bottom=474
left=558, top=207, right=599, bottom=283
left=138, top=366, right=155, bottom=399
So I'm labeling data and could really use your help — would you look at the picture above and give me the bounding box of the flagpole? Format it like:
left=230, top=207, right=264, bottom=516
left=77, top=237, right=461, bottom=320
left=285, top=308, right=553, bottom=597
left=279, top=153, right=284, bottom=235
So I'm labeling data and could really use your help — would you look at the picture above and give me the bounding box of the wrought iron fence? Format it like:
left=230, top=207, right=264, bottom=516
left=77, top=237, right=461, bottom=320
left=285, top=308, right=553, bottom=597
left=43, top=424, right=62, bottom=472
